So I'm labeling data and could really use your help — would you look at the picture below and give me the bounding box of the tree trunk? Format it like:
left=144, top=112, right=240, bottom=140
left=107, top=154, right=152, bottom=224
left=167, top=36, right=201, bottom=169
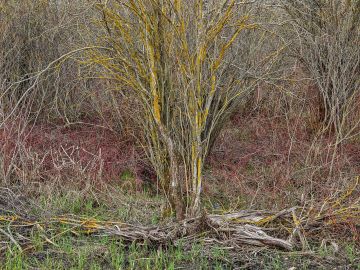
left=156, top=121, right=185, bottom=220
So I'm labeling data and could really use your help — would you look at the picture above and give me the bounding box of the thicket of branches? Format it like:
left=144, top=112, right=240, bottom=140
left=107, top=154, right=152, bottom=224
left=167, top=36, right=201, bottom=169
left=282, top=0, right=360, bottom=138
left=0, top=0, right=107, bottom=124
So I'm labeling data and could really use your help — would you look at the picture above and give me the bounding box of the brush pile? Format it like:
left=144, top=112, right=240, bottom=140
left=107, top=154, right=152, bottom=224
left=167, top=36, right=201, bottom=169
left=0, top=178, right=359, bottom=256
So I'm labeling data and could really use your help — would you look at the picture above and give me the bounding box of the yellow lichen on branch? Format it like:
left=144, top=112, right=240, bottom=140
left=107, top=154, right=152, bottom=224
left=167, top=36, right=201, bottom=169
left=87, top=0, right=271, bottom=219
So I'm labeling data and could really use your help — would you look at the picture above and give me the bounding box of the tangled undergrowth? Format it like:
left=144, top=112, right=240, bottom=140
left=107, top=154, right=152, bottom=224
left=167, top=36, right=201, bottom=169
left=0, top=178, right=359, bottom=269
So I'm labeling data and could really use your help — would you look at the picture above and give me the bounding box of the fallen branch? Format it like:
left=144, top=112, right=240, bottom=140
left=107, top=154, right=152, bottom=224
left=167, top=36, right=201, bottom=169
left=0, top=181, right=359, bottom=254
